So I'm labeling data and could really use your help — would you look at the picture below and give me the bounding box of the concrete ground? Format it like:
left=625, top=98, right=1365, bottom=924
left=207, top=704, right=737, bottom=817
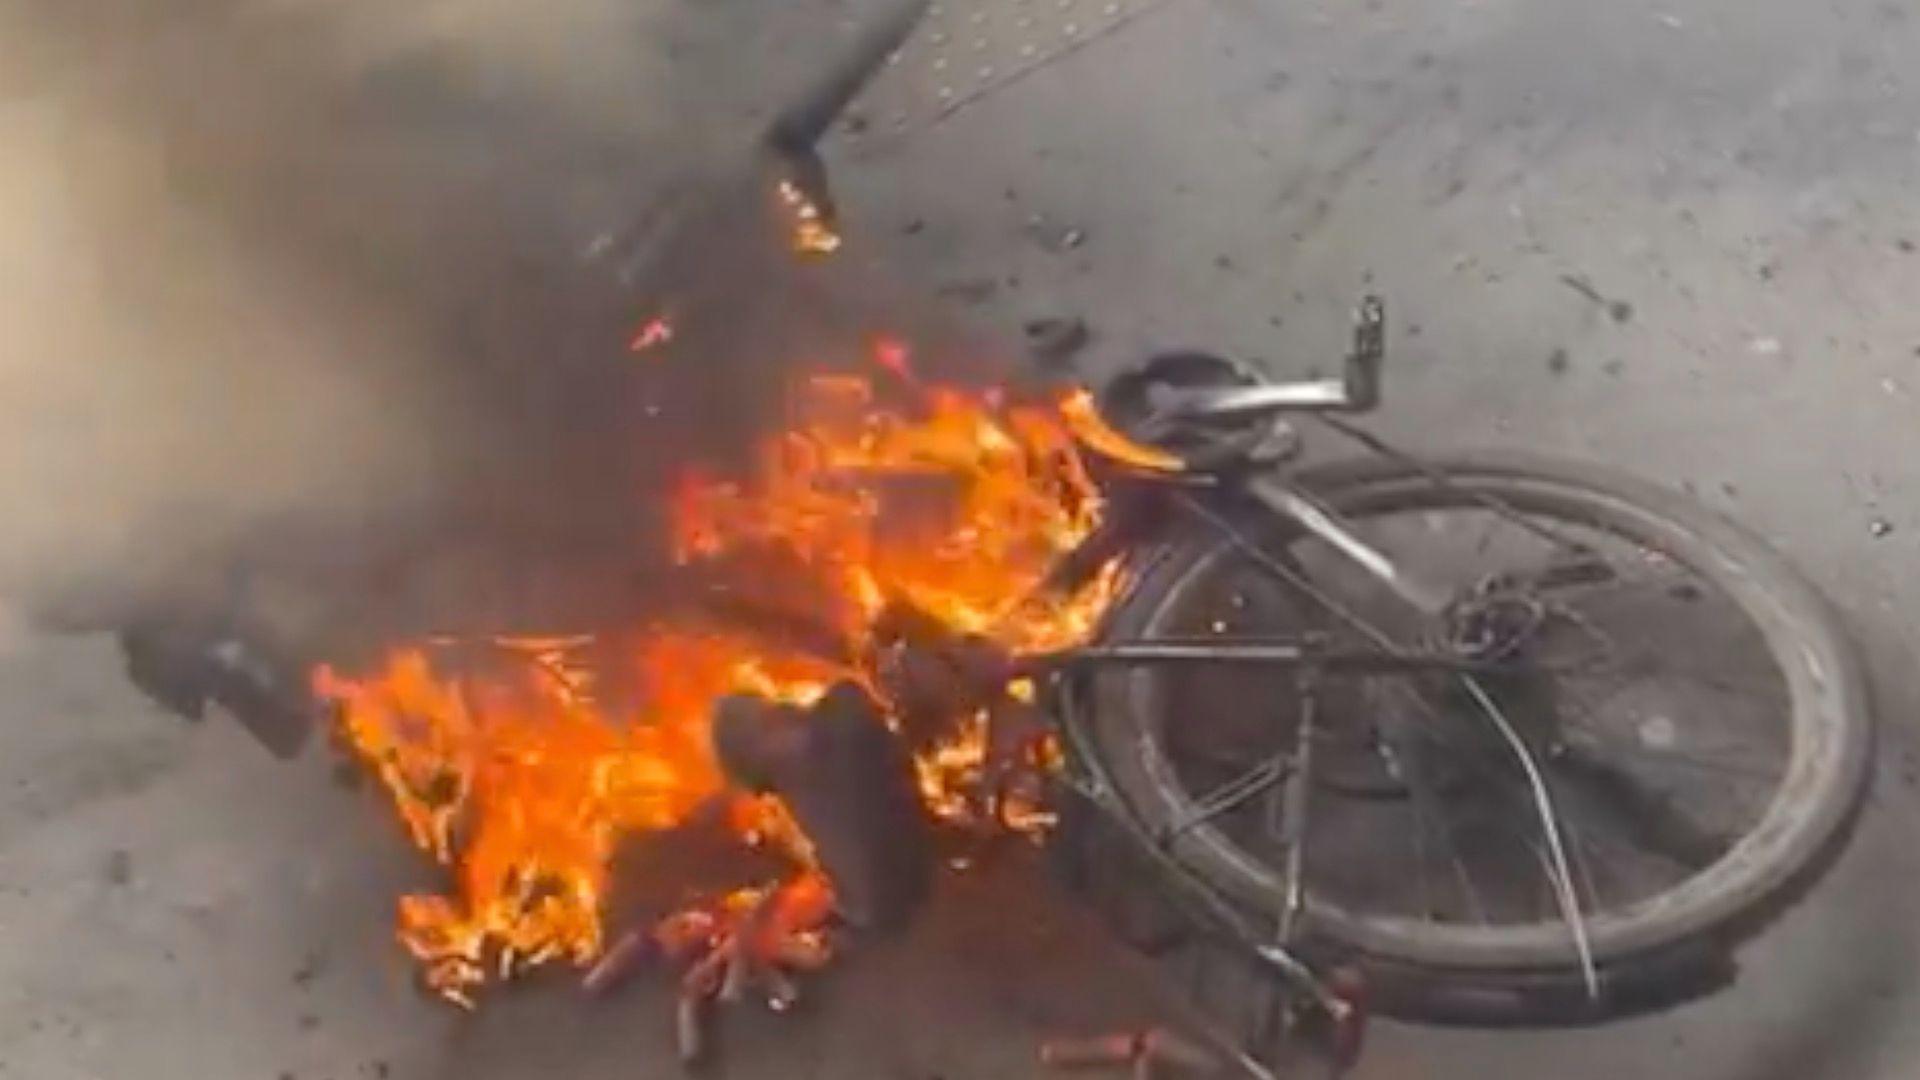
left=6, top=0, right=1920, bottom=1077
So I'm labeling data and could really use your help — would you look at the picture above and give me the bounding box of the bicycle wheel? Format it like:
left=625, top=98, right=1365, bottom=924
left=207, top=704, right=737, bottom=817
left=1082, top=451, right=1869, bottom=1016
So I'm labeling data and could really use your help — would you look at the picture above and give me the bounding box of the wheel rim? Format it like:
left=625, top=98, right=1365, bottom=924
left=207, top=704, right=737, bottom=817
left=1107, top=466, right=1862, bottom=970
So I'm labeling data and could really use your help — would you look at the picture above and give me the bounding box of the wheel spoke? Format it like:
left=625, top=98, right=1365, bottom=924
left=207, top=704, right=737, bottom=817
left=1380, top=682, right=1493, bottom=925
left=1560, top=728, right=1781, bottom=783
left=1161, top=752, right=1291, bottom=842
left=1176, top=491, right=1402, bottom=651
left=1569, top=647, right=1771, bottom=706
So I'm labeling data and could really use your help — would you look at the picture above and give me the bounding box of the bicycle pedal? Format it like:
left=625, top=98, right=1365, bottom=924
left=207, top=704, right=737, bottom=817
left=1323, top=966, right=1369, bottom=1076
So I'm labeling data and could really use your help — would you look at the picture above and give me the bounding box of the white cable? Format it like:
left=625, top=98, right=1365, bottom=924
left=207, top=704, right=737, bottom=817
left=1461, top=675, right=1600, bottom=1001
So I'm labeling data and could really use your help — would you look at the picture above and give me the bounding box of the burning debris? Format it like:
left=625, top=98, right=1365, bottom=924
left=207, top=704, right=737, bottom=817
left=630, top=316, right=677, bottom=355
left=1040, top=1028, right=1225, bottom=1076
left=777, top=179, right=843, bottom=256
left=313, top=362, right=1124, bottom=1008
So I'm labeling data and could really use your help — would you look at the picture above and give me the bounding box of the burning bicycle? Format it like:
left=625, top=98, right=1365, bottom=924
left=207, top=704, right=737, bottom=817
left=975, top=299, right=1870, bottom=1036
left=102, top=1, right=1872, bottom=1073
left=306, top=297, right=1868, bottom=1075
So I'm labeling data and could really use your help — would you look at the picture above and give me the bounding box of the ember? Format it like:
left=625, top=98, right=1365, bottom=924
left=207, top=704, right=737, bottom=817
left=629, top=315, right=675, bottom=354
left=316, top=358, right=1124, bottom=1005
left=778, top=178, right=842, bottom=255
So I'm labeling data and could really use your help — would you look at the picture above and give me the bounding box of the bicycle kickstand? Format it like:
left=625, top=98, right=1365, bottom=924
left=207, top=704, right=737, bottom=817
left=1259, top=669, right=1369, bottom=1076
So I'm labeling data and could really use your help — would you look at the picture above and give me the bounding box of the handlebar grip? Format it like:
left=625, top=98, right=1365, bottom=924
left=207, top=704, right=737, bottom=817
left=1344, top=295, right=1385, bottom=411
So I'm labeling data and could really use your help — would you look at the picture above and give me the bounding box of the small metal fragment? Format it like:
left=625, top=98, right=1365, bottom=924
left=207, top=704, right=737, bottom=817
left=718, top=938, right=753, bottom=1003
left=1024, top=316, right=1091, bottom=366
left=675, top=993, right=708, bottom=1066
left=760, top=965, right=801, bottom=1012
left=1039, top=1032, right=1139, bottom=1069
left=580, top=928, right=657, bottom=996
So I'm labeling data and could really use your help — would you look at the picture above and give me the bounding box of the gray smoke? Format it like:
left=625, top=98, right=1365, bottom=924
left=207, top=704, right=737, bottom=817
left=0, top=0, right=908, bottom=652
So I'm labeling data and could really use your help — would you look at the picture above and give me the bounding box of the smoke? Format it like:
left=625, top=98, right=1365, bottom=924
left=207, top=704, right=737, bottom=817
left=0, top=0, right=898, bottom=650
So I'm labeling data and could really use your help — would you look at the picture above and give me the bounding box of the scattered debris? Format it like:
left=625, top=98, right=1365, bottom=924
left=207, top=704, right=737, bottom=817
left=587, top=875, right=843, bottom=1066
left=1026, top=215, right=1088, bottom=253
left=1558, top=274, right=1633, bottom=323
left=1213, top=254, right=1237, bottom=271
left=1870, top=518, right=1894, bottom=538
left=1040, top=1027, right=1224, bottom=1076
left=901, top=217, right=927, bottom=235
left=581, top=927, right=659, bottom=997
left=290, top=949, right=327, bottom=988
left=936, top=278, right=1000, bottom=305
left=1024, top=317, right=1091, bottom=367
left=1546, top=348, right=1571, bottom=375
left=1898, top=237, right=1915, bottom=253
left=103, top=849, right=132, bottom=887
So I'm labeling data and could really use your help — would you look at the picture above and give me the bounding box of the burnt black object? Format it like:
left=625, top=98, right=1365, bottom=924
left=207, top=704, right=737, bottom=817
left=120, top=618, right=313, bottom=759
left=712, top=682, right=931, bottom=931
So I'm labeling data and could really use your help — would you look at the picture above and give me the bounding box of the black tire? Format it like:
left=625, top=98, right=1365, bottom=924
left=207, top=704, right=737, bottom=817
left=1079, top=451, right=1871, bottom=1019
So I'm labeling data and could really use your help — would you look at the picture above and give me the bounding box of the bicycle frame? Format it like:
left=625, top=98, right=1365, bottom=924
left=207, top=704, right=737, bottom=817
left=1015, top=455, right=1485, bottom=1028
left=1014, top=316, right=1601, bottom=1036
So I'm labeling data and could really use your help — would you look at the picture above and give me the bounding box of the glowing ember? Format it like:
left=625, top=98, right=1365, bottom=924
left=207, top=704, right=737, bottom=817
left=629, top=315, right=675, bottom=354
left=317, top=361, right=1124, bottom=1005
left=872, top=336, right=915, bottom=382
left=778, top=179, right=842, bottom=255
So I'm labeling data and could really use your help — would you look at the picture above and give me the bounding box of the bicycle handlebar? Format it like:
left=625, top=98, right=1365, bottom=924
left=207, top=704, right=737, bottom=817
left=1158, top=295, right=1386, bottom=419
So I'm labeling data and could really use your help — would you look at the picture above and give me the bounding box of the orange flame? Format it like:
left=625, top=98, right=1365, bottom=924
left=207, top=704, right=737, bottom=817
left=317, top=366, right=1120, bottom=1004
